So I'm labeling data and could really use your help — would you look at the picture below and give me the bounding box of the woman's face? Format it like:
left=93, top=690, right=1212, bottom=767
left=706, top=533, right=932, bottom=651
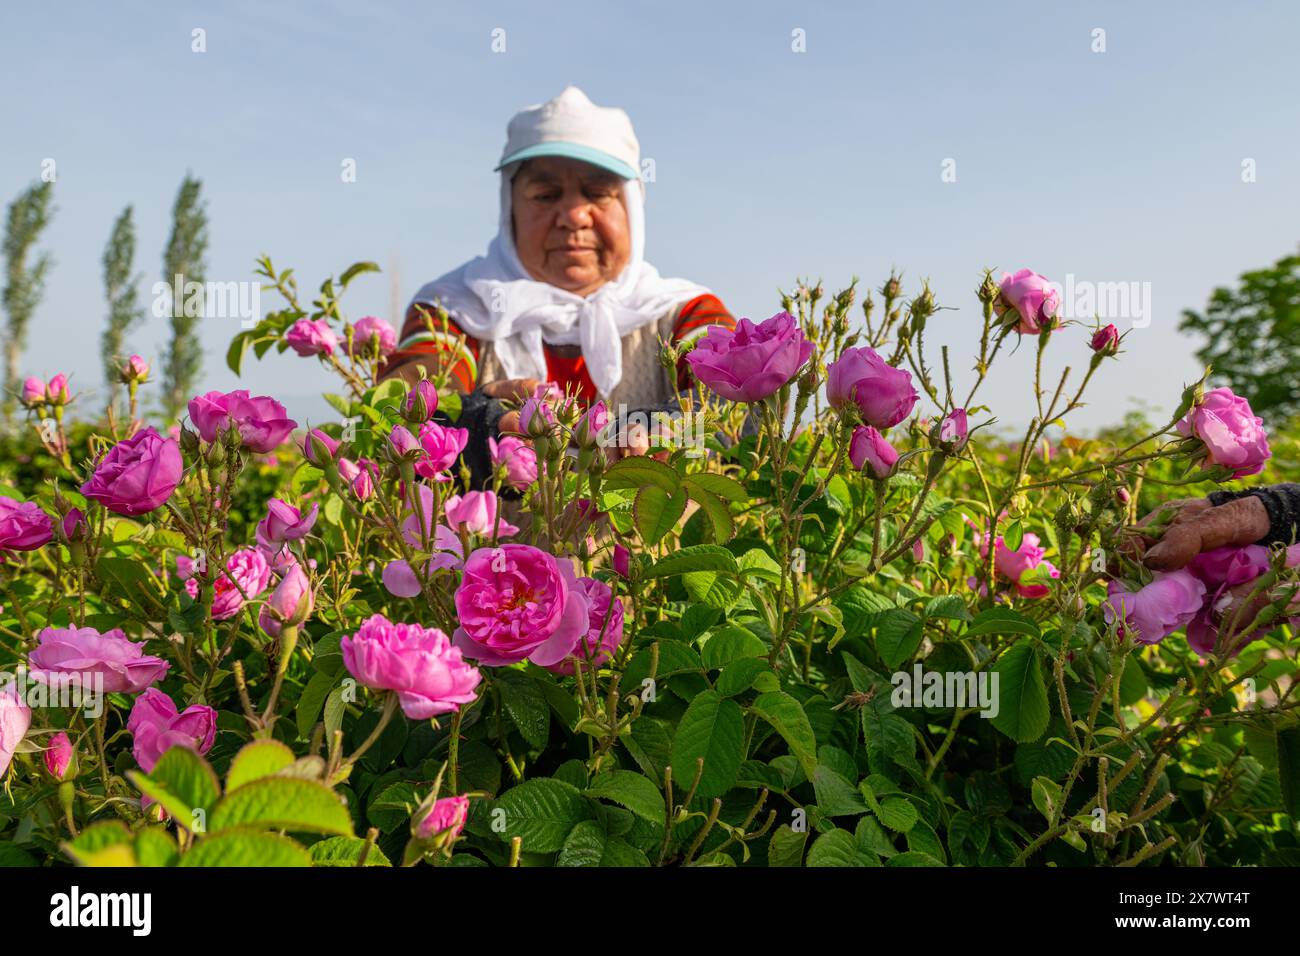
left=511, top=156, right=631, bottom=296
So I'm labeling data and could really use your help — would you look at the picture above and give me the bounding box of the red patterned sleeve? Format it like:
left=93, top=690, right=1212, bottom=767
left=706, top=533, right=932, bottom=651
left=378, top=302, right=480, bottom=392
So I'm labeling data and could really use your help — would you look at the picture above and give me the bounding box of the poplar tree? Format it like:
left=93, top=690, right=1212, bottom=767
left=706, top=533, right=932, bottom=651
left=2, top=180, right=55, bottom=420
left=101, top=205, right=143, bottom=411
left=161, top=174, right=208, bottom=420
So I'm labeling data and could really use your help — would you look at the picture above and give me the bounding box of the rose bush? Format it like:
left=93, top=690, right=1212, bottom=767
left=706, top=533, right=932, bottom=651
left=1, top=258, right=1298, bottom=870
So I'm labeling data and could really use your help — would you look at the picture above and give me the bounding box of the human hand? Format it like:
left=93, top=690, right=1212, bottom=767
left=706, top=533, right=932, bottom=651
left=1131, top=495, right=1270, bottom=571
left=483, top=378, right=543, bottom=435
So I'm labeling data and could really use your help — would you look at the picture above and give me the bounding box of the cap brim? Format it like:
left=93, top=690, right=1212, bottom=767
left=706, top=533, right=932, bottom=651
left=495, top=143, right=638, bottom=180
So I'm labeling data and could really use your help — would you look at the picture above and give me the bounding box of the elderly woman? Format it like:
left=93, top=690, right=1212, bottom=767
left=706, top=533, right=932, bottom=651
left=380, top=87, right=735, bottom=473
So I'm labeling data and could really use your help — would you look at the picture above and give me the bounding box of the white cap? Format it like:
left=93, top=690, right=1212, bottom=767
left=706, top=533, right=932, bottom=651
left=495, top=86, right=640, bottom=180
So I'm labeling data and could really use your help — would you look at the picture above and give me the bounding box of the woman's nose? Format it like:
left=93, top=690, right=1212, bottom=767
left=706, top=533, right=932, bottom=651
left=555, top=197, right=594, bottom=229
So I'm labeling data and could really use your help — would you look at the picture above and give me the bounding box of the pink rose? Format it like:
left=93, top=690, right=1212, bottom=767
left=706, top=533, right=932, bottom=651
left=61, top=508, right=85, bottom=542
left=257, top=498, right=318, bottom=543
left=416, top=421, right=469, bottom=479
left=1090, top=324, right=1119, bottom=354
left=352, top=316, right=397, bottom=356
left=848, top=426, right=898, bottom=479
left=998, top=269, right=1060, bottom=334
left=28, top=626, right=169, bottom=694
left=184, top=548, right=271, bottom=620
left=453, top=544, right=591, bottom=667
left=388, top=425, right=420, bottom=457
left=404, top=380, right=439, bottom=422
left=416, top=794, right=470, bottom=842
left=612, top=543, right=631, bottom=579
left=285, top=318, right=339, bottom=357
left=574, top=401, right=611, bottom=448
left=121, top=355, right=150, bottom=384
left=685, top=311, right=813, bottom=403
left=826, top=347, right=919, bottom=428
left=939, top=408, right=969, bottom=450
left=488, top=436, right=538, bottom=490
left=1176, top=387, right=1270, bottom=479
left=545, top=577, right=626, bottom=675
left=1103, top=571, right=1207, bottom=645
left=21, top=376, right=45, bottom=407
left=258, top=565, right=314, bottom=637
left=46, top=374, right=70, bottom=405
left=188, top=390, right=297, bottom=454
left=127, top=688, right=217, bottom=774
left=44, top=730, right=74, bottom=780
left=443, top=491, right=519, bottom=538
left=0, top=685, right=32, bottom=778
left=1186, top=545, right=1270, bottom=590
left=80, top=427, right=183, bottom=517
left=302, top=428, right=340, bottom=465
left=0, top=495, right=53, bottom=551
left=519, top=397, right=557, bottom=437
left=342, top=614, right=481, bottom=719
left=337, top=457, right=377, bottom=500
left=984, top=532, right=1060, bottom=599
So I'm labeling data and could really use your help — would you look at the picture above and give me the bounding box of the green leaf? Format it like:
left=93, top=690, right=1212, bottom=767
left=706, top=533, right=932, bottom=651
left=876, top=797, right=919, bottom=833
left=1031, top=776, right=1063, bottom=822
left=670, top=690, right=745, bottom=798
left=737, top=547, right=784, bottom=583
left=603, top=456, right=681, bottom=493
left=991, top=641, right=1051, bottom=743
left=682, top=472, right=747, bottom=501
left=885, top=850, right=945, bottom=867
left=226, top=330, right=253, bottom=376
left=965, top=607, right=1041, bottom=639
left=210, top=777, right=353, bottom=835
left=179, top=829, right=312, bottom=867
left=493, top=778, right=594, bottom=854
left=812, top=765, right=870, bottom=817
left=1276, top=726, right=1300, bottom=819
left=685, top=485, right=734, bottom=542
left=63, top=821, right=138, bottom=866
left=133, top=827, right=179, bottom=867
left=750, top=692, right=818, bottom=781
left=368, top=781, right=420, bottom=833
left=127, top=747, right=222, bottom=833
left=645, top=545, right=739, bottom=579
left=700, top=625, right=766, bottom=669
left=683, top=569, right=744, bottom=609
left=309, top=836, right=392, bottom=866
left=806, top=828, right=880, bottom=867
left=339, top=260, right=381, bottom=287
left=875, top=609, right=924, bottom=669
left=924, top=594, right=971, bottom=622
left=557, top=819, right=606, bottom=866
left=585, top=770, right=665, bottom=824
left=297, top=669, right=338, bottom=738
left=1003, top=520, right=1023, bottom=552
left=767, top=824, right=808, bottom=867
left=494, top=669, right=551, bottom=750
left=226, top=739, right=297, bottom=792
left=716, top=657, right=771, bottom=697
left=634, top=485, right=688, bottom=545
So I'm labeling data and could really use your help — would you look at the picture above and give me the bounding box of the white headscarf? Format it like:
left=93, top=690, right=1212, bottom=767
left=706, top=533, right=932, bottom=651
left=409, top=171, right=709, bottom=398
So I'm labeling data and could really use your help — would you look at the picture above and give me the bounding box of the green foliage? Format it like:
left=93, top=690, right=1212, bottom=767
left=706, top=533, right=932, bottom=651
left=1181, top=249, right=1300, bottom=420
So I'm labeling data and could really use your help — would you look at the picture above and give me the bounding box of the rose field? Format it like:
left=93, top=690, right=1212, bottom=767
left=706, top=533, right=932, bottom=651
left=2, top=265, right=1299, bottom=870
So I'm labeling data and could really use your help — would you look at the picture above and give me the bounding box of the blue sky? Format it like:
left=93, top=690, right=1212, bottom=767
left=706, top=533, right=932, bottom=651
left=3, top=0, right=1298, bottom=435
